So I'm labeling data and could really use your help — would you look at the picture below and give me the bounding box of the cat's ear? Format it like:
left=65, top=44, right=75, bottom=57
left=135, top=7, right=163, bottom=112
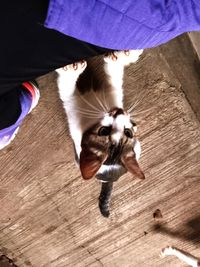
left=80, top=148, right=106, bottom=180
left=122, top=152, right=145, bottom=180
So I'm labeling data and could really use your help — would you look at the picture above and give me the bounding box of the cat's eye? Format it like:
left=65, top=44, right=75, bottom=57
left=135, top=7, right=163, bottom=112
left=124, top=128, right=133, bottom=138
left=98, top=126, right=112, bottom=136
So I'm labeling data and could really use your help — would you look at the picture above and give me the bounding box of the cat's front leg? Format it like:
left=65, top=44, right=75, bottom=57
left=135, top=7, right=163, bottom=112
left=56, top=60, right=87, bottom=101
left=103, top=50, right=143, bottom=105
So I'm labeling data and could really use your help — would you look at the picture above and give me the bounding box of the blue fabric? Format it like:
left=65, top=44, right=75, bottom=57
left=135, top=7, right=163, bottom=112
left=0, top=90, right=32, bottom=148
left=45, top=0, right=200, bottom=50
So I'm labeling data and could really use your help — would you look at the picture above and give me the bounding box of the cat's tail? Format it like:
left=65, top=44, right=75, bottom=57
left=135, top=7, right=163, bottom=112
left=99, top=182, right=113, bottom=218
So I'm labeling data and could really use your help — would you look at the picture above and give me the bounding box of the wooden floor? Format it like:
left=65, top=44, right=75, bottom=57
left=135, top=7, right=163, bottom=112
left=0, top=34, right=200, bottom=267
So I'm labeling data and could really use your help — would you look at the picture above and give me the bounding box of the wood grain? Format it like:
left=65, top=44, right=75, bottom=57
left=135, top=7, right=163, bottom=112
left=0, top=34, right=200, bottom=267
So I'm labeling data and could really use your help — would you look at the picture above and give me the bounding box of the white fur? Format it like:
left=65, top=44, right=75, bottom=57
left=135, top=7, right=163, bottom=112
left=103, top=50, right=143, bottom=108
left=161, top=246, right=199, bottom=267
left=56, top=62, right=89, bottom=155
left=112, top=115, right=125, bottom=143
left=101, top=115, right=114, bottom=126
left=98, top=164, right=121, bottom=175
left=134, top=140, right=141, bottom=161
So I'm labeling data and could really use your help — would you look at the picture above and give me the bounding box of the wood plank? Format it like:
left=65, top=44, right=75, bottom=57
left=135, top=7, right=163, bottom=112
left=158, top=33, right=200, bottom=122
left=0, top=38, right=200, bottom=266
left=189, top=32, right=200, bottom=59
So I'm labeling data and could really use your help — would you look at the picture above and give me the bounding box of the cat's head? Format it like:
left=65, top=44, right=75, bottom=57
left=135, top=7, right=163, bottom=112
left=79, top=107, right=145, bottom=181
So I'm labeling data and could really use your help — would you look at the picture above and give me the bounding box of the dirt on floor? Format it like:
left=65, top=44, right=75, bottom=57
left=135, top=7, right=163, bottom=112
left=0, top=34, right=200, bottom=267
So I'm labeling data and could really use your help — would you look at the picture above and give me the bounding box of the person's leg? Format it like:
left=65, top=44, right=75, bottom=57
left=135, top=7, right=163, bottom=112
left=0, top=0, right=111, bottom=95
left=0, top=0, right=111, bottom=148
left=0, top=88, right=21, bottom=130
left=0, top=81, right=40, bottom=149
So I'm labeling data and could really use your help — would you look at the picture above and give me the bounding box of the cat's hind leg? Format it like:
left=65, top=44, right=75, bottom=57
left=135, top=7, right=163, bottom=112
left=56, top=60, right=87, bottom=101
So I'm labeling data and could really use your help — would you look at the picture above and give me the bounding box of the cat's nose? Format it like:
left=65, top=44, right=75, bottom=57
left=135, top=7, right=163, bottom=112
left=114, top=108, right=124, bottom=117
left=110, top=108, right=124, bottom=117
left=111, top=129, right=123, bottom=144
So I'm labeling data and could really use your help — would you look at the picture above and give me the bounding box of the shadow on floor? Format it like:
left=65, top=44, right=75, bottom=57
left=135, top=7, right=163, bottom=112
left=0, top=255, right=18, bottom=267
left=153, top=215, right=200, bottom=245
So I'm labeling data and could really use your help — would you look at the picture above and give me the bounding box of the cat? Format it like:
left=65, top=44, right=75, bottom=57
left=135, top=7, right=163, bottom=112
left=161, top=246, right=200, bottom=267
left=56, top=50, right=145, bottom=217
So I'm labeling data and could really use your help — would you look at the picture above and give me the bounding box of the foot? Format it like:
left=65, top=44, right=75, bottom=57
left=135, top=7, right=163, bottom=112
left=160, top=246, right=175, bottom=257
left=0, top=81, right=40, bottom=150
left=56, top=60, right=87, bottom=76
left=104, top=50, right=143, bottom=66
left=56, top=60, right=87, bottom=101
left=160, top=246, right=199, bottom=267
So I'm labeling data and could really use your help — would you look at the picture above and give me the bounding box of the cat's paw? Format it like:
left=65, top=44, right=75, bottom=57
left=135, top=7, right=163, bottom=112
left=56, top=60, right=87, bottom=75
left=104, top=50, right=143, bottom=66
left=160, top=246, right=175, bottom=257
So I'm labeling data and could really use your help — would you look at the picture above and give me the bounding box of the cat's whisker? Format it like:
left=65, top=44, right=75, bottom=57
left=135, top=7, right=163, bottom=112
left=127, top=99, right=141, bottom=113
left=90, top=78, right=108, bottom=112
left=80, top=114, right=102, bottom=118
left=74, top=107, right=101, bottom=115
left=92, top=90, right=107, bottom=112
left=90, top=78, right=107, bottom=112
left=66, top=104, right=101, bottom=115
left=127, top=98, right=139, bottom=111
left=75, top=108, right=101, bottom=115
left=127, top=91, right=145, bottom=112
left=76, top=111, right=102, bottom=119
left=74, top=107, right=104, bottom=118
left=77, top=93, right=102, bottom=112
left=126, top=90, right=144, bottom=112
left=129, top=106, right=154, bottom=117
left=102, top=87, right=109, bottom=111
left=97, top=93, right=108, bottom=112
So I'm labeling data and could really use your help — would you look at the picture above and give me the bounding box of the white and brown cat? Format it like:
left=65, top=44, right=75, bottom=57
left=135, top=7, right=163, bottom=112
left=56, top=50, right=144, bottom=217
